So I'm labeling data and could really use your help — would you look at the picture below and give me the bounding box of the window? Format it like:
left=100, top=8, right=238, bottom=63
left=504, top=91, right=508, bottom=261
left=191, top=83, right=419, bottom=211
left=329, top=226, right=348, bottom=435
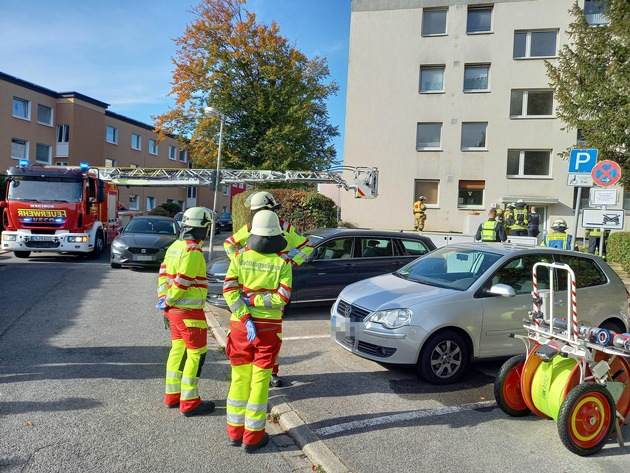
left=414, top=180, right=439, bottom=206
left=131, top=133, right=142, bottom=150
left=129, top=195, right=139, bottom=210
left=507, top=150, right=551, bottom=178
left=467, top=6, right=492, bottom=34
left=149, top=139, right=158, bottom=155
left=398, top=239, right=431, bottom=257
left=584, top=0, right=608, bottom=25
left=179, top=149, right=187, bottom=162
left=314, top=238, right=354, bottom=260
left=178, top=200, right=185, bottom=210
left=11, top=138, right=28, bottom=160
left=13, top=97, right=30, bottom=120
left=187, top=187, right=197, bottom=198
left=461, top=123, right=487, bottom=150
left=510, top=90, right=554, bottom=117
left=146, top=196, right=156, bottom=211
left=464, top=64, right=489, bottom=92
left=490, top=256, right=550, bottom=295
left=106, top=126, right=118, bottom=144
left=37, top=104, right=53, bottom=126
left=416, top=123, right=442, bottom=150
left=36, top=144, right=52, bottom=164
left=419, top=66, right=445, bottom=93
left=57, top=124, right=69, bottom=143
left=169, top=145, right=177, bottom=160
left=554, top=255, right=606, bottom=289
left=422, top=8, right=447, bottom=36
left=104, top=158, right=117, bottom=167
left=513, top=30, right=557, bottom=59
left=458, top=180, right=485, bottom=208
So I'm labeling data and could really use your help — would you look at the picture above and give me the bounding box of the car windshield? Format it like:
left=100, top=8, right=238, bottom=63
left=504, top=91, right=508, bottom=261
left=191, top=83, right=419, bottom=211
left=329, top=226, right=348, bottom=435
left=125, top=219, right=177, bottom=235
left=394, top=246, right=502, bottom=291
left=218, top=212, right=231, bottom=220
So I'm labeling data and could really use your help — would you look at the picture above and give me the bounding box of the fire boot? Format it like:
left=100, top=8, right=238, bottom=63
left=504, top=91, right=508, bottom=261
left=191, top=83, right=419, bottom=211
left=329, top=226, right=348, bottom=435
left=270, top=374, right=283, bottom=387
left=181, top=400, right=216, bottom=417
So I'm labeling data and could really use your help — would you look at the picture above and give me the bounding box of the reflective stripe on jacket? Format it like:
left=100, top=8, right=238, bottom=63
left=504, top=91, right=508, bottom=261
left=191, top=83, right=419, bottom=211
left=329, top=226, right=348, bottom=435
left=542, top=232, right=571, bottom=250
left=511, top=208, right=528, bottom=229
left=157, top=239, right=208, bottom=309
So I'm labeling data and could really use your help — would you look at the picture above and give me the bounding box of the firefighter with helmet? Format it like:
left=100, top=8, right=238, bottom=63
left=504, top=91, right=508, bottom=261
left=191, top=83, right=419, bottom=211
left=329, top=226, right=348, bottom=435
left=223, top=209, right=292, bottom=452
left=503, top=203, right=515, bottom=235
left=224, top=191, right=313, bottom=387
left=540, top=218, right=572, bottom=249
left=157, top=207, right=216, bottom=417
left=413, top=196, right=427, bottom=231
left=511, top=199, right=529, bottom=236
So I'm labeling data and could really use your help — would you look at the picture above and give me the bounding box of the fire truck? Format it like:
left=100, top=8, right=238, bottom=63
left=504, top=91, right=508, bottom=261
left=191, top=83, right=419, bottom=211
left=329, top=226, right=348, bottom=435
left=1, top=161, right=117, bottom=259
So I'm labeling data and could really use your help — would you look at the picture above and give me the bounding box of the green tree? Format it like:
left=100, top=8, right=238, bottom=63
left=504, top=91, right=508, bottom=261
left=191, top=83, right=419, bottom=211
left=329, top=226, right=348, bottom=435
left=546, top=0, right=630, bottom=184
left=154, top=0, right=339, bottom=172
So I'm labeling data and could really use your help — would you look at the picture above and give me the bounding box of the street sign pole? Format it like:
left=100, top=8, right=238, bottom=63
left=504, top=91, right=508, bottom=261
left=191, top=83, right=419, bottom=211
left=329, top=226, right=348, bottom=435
left=572, top=187, right=582, bottom=251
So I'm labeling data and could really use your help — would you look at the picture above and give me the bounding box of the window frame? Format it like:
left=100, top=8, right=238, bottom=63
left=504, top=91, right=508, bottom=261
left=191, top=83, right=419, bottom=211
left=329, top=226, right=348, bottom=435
left=37, top=104, right=53, bottom=126
left=513, top=30, right=558, bottom=59
left=506, top=149, right=552, bottom=179
left=179, top=149, right=188, bottom=163
left=414, top=179, right=439, bottom=207
left=146, top=196, right=156, bottom=211
left=463, top=64, right=490, bottom=92
left=467, top=5, right=493, bottom=34
left=129, top=194, right=139, bottom=211
left=149, top=139, right=158, bottom=155
left=131, top=133, right=142, bottom=151
left=12, top=97, right=31, bottom=120
left=11, top=138, right=29, bottom=160
left=419, top=65, right=445, bottom=93
left=510, top=89, right=555, bottom=118
left=461, top=122, right=488, bottom=151
left=35, top=143, right=52, bottom=164
left=106, top=126, right=118, bottom=144
left=457, top=180, right=485, bottom=209
left=416, top=122, right=442, bottom=151
left=168, top=145, right=177, bottom=161
left=421, top=8, right=448, bottom=37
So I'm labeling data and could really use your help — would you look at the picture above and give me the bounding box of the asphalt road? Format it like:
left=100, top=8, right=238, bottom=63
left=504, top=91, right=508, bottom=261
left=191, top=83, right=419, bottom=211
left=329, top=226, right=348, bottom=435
left=2, top=246, right=630, bottom=473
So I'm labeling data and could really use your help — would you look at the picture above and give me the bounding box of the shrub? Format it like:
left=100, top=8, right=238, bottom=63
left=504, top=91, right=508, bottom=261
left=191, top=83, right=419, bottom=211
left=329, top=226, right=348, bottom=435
left=154, top=202, right=181, bottom=217
left=605, top=232, right=630, bottom=273
left=148, top=207, right=170, bottom=216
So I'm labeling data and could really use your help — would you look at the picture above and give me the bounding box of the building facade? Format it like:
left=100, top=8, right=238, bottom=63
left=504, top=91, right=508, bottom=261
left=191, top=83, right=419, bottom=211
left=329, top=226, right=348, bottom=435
left=1, top=71, right=230, bottom=215
left=341, top=0, right=625, bottom=238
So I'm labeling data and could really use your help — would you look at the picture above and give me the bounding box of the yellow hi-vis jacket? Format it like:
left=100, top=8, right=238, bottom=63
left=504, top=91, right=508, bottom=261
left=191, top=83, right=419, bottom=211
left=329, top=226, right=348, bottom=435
left=224, top=219, right=314, bottom=266
left=222, top=248, right=293, bottom=324
left=157, top=239, right=208, bottom=309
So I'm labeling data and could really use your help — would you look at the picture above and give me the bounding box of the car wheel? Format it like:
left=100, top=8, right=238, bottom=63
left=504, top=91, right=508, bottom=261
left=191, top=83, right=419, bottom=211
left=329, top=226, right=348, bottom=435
left=417, top=330, right=469, bottom=385
left=14, top=251, right=31, bottom=259
left=494, top=355, right=530, bottom=417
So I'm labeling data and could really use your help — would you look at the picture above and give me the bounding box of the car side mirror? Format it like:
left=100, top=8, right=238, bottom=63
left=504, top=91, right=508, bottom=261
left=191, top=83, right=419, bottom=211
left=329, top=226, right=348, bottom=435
left=488, top=283, right=516, bottom=297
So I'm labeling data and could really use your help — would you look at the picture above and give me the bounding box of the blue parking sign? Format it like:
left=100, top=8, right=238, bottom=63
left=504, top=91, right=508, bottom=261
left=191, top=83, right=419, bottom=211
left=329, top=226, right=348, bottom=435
left=569, top=149, right=598, bottom=173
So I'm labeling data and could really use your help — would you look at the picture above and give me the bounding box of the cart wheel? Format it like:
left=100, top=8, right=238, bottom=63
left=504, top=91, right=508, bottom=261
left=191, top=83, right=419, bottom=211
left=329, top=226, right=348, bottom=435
left=494, top=355, right=530, bottom=417
left=557, top=382, right=615, bottom=456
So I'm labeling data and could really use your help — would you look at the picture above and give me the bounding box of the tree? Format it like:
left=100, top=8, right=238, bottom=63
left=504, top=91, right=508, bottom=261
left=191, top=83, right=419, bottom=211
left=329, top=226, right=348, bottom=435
left=154, top=0, right=340, bottom=172
left=546, top=0, right=630, bottom=184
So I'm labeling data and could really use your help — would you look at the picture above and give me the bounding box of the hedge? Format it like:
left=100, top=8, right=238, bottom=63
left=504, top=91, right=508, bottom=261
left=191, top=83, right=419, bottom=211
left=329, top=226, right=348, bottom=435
left=605, top=232, right=630, bottom=273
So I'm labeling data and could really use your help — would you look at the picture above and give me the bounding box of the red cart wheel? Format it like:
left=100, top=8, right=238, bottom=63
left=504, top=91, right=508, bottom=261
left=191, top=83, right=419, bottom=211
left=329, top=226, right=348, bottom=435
left=557, top=382, right=615, bottom=456
left=494, top=355, right=530, bottom=417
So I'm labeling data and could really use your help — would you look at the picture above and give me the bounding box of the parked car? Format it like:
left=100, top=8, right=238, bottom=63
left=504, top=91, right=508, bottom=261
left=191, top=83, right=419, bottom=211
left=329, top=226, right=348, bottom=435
left=331, top=243, right=630, bottom=385
left=110, top=216, right=179, bottom=269
left=206, top=228, right=436, bottom=308
left=216, top=211, right=233, bottom=233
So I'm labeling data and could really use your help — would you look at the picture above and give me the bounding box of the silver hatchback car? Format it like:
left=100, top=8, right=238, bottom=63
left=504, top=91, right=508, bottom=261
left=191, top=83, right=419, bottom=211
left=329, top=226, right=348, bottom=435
left=331, top=243, right=630, bottom=385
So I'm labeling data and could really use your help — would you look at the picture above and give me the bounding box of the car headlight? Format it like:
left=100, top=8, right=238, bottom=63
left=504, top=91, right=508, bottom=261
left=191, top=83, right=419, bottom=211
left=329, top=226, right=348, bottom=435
left=366, top=309, right=412, bottom=329
left=112, top=240, right=127, bottom=250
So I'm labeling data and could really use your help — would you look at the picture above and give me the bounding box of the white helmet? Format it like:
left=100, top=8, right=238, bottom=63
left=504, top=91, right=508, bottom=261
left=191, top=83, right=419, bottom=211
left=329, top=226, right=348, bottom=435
left=247, top=191, right=280, bottom=210
left=250, top=210, right=282, bottom=236
left=181, top=207, right=213, bottom=228
left=551, top=218, right=567, bottom=231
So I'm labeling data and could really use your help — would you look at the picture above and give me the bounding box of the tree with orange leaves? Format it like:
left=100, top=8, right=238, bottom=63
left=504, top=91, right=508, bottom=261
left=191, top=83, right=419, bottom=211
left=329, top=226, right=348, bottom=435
left=154, top=0, right=339, bottom=172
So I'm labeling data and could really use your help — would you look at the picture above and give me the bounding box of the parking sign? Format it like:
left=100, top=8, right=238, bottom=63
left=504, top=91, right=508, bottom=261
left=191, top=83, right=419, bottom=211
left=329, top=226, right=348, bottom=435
left=569, top=149, right=598, bottom=173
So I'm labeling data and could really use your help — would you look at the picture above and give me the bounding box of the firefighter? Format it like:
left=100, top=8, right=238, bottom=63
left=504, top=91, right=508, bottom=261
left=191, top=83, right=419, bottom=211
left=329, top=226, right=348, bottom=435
left=510, top=199, right=529, bottom=236
left=540, top=218, right=572, bottom=249
left=157, top=207, right=216, bottom=417
left=585, top=228, right=609, bottom=256
left=413, top=196, right=427, bottom=231
left=475, top=208, right=507, bottom=242
left=224, top=191, right=313, bottom=388
left=223, top=210, right=292, bottom=453
left=495, top=207, right=504, bottom=225
left=503, top=203, right=515, bottom=235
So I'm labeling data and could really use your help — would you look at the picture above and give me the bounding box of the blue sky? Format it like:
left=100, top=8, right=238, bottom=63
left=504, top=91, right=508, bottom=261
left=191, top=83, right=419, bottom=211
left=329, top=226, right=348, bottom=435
left=0, top=0, right=351, bottom=159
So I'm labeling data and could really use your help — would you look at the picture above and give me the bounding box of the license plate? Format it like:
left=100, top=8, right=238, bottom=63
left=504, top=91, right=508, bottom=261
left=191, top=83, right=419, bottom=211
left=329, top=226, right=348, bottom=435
left=31, top=235, right=53, bottom=241
left=133, top=255, right=154, bottom=261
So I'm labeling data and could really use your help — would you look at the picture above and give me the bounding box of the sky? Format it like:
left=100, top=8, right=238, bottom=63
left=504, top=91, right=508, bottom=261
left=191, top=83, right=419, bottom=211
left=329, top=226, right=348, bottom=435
left=0, top=0, right=351, bottom=159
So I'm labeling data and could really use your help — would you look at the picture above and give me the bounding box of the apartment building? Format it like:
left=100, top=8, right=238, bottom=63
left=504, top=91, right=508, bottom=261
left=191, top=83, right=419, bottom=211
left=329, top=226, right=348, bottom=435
left=341, top=0, right=624, bottom=237
left=1, top=71, right=228, bottom=214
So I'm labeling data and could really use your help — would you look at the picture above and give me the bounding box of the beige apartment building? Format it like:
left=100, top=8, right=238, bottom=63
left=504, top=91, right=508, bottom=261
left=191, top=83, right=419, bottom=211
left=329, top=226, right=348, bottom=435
left=341, top=0, right=626, bottom=238
left=1, top=71, right=227, bottom=215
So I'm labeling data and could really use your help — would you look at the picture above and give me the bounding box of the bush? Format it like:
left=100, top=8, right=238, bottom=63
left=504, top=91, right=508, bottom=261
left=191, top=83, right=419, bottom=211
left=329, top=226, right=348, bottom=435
left=232, top=189, right=338, bottom=231
left=148, top=207, right=170, bottom=217
left=605, top=232, right=630, bottom=273
left=153, top=202, right=181, bottom=217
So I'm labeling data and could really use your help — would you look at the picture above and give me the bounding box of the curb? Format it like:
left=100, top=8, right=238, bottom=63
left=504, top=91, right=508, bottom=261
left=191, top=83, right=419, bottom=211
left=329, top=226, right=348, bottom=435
left=205, top=304, right=349, bottom=473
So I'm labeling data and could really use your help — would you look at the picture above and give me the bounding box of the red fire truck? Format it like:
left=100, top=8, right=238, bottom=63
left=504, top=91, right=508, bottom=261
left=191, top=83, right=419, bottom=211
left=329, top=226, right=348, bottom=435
left=1, top=161, right=118, bottom=259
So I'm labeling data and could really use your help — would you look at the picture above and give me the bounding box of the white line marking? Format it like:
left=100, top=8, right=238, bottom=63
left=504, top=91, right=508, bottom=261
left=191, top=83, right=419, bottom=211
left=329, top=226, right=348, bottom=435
left=315, top=400, right=497, bottom=436
left=283, top=335, right=331, bottom=341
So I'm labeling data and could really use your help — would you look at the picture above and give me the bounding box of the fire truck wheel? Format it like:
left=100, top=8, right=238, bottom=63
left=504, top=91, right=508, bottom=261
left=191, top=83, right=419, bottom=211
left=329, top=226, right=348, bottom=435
left=89, top=231, right=105, bottom=259
left=14, top=251, right=31, bottom=259
left=557, top=382, right=615, bottom=456
left=494, top=354, right=530, bottom=417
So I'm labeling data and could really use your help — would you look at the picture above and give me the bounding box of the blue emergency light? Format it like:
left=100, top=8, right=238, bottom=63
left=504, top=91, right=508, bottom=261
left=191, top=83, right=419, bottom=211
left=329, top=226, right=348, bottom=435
left=19, top=160, right=29, bottom=167
left=79, top=162, right=90, bottom=170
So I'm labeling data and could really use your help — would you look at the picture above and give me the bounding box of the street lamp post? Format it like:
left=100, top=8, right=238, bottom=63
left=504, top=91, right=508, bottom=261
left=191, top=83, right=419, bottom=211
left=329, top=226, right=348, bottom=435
left=204, top=106, right=225, bottom=263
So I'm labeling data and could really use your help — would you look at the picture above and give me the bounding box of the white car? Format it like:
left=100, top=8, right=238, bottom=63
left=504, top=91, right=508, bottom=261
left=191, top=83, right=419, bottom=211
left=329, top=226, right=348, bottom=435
left=331, top=243, right=630, bottom=384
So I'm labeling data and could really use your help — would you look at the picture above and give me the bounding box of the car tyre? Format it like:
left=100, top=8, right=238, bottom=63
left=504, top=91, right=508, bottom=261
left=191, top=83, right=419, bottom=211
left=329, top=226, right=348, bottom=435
left=417, top=330, right=469, bottom=385
left=14, top=251, right=31, bottom=259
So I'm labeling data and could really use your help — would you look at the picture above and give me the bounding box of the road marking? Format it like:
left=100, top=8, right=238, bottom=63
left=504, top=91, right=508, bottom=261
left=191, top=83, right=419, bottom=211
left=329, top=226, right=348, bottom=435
left=283, top=334, right=330, bottom=341
left=315, top=400, right=497, bottom=436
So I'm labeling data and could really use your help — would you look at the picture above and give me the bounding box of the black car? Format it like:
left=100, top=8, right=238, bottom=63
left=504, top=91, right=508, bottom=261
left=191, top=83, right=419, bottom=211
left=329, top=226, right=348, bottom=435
left=110, top=216, right=179, bottom=269
left=216, top=211, right=233, bottom=233
left=206, top=228, right=436, bottom=308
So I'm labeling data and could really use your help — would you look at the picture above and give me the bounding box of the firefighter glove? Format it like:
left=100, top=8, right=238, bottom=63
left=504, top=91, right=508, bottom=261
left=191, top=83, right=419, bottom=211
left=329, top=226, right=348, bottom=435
left=156, top=296, right=168, bottom=311
left=163, top=315, right=170, bottom=330
left=245, top=319, right=257, bottom=342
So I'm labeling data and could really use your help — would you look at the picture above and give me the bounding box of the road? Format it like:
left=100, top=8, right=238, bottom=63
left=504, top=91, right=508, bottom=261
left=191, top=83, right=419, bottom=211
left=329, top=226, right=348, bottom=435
left=1, top=250, right=629, bottom=472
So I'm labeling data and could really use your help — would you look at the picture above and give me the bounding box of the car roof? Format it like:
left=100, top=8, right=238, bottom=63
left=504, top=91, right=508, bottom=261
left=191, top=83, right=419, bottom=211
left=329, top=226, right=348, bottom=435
left=437, top=242, right=603, bottom=260
left=131, top=216, right=177, bottom=222
left=305, top=228, right=435, bottom=245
